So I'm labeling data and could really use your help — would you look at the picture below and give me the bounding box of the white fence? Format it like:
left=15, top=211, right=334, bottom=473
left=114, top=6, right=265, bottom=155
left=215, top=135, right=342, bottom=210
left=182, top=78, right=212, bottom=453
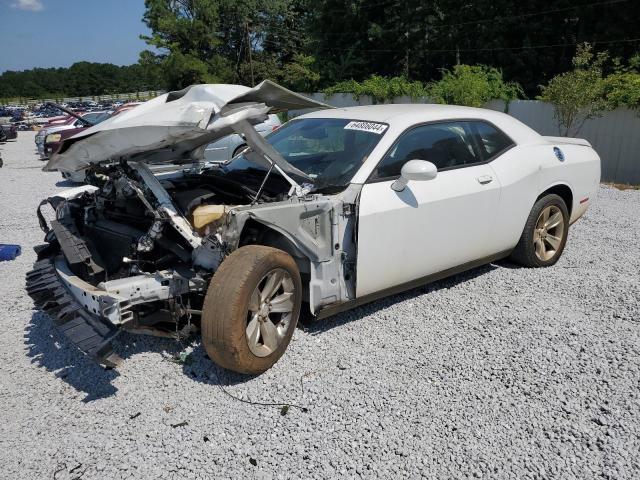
left=293, top=94, right=640, bottom=185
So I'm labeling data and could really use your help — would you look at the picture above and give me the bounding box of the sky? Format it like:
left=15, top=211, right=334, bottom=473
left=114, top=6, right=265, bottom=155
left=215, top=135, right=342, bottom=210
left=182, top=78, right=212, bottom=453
left=0, top=0, right=154, bottom=73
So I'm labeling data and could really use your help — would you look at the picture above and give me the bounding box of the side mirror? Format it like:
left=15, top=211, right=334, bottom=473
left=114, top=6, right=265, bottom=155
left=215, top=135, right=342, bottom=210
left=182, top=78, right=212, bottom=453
left=391, top=160, right=438, bottom=192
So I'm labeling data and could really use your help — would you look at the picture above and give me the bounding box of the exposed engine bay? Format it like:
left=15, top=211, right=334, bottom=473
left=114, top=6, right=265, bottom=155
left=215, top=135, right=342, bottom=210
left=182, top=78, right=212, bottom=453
left=33, top=157, right=358, bottom=358
left=35, top=160, right=279, bottom=334
left=52, top=161, right=264, bottom=283
left=27, top=81, right=358, bottom=368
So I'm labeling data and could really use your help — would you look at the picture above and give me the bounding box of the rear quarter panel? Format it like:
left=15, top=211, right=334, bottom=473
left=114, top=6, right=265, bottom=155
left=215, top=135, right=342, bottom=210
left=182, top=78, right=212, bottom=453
left=538, top=143, right=601, bottom=224
left=488, top=145, right=547, bottom=252
left=488, top=141, right=600, bottom=253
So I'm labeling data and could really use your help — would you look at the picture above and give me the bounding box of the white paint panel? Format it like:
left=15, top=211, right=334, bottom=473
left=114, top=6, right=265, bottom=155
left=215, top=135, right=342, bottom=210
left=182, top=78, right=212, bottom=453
left=356, top=164, right=501, bottom=297
left=487, top=146, right=543, bottom=251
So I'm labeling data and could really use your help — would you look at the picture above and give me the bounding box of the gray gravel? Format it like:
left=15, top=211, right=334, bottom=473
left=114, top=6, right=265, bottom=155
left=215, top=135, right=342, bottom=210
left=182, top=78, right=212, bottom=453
left=1, top=132, right=639, bottom=479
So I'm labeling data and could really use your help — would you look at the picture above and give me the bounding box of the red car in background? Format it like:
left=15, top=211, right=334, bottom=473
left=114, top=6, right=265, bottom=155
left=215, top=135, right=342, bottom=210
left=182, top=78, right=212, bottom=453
left=36, top=111, right=95, bottom=157
left=43, top=115, right=72, bottom=127
left=43, top=111, right=110, bottom=158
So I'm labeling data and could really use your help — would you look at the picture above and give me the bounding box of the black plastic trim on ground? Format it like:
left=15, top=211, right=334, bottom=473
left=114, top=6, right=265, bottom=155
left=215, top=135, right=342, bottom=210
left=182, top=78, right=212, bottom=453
left=26, top=256, right=122, bottom=368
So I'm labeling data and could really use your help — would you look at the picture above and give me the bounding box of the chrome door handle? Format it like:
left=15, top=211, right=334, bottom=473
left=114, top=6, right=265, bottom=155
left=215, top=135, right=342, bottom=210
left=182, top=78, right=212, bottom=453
left=477, top=175, right=493, bottom=185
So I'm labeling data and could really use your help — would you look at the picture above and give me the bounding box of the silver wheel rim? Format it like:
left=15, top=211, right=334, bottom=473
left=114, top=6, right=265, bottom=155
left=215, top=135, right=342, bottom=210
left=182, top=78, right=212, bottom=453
left=246, top=268, right=295, bottom=357
left=533, top=205, right=565, bottom=262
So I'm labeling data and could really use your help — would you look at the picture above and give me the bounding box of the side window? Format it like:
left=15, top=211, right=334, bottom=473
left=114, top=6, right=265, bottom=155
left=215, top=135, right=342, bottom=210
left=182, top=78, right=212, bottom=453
left=373, top=121, right=480, bottom=179
left=470, top=121, right=513, bottom=159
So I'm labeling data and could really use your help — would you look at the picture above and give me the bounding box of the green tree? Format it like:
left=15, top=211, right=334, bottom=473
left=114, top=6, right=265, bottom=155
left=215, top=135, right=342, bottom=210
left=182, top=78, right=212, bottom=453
left=162, top=52, right=216, bottom=90
left=307, top=0, right=639, bottom=96
left=140, top=0, right=304, bottom=89
left=324, top=75, right=427, bottom=102
left=282, top=54, right=320, bottom=92
left=0, top=62, right=164, bottom=100
left=137, top=50, right=164, bottom=91
left=602, top=54, right=640, bottom=111
left=426, top=65, right=523, bottom=108
left=539, top=43, right=609, bottom=136
left=141, top=0, right=233, bottom=88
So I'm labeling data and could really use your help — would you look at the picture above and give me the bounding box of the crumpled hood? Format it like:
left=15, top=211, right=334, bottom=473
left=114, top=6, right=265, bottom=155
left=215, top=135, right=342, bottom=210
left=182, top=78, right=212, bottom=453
left=44, top=80, right=329, bottom=177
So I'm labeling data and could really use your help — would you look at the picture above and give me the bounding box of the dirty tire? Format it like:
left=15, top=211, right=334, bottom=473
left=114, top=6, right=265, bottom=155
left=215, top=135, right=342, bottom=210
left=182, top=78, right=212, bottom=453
left=201, top=245, right=302, bottom=375
left=510, top=193, right=569, bottom=267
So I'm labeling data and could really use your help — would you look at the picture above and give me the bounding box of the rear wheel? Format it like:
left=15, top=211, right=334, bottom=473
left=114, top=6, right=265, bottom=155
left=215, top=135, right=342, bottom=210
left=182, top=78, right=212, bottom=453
left=201, top=245, right=302, bottom=374
left=510, top=194, right=569, bottom=267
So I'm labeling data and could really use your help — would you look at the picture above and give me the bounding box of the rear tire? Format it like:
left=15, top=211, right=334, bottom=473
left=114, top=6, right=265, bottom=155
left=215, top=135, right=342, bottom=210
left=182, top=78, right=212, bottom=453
left=201, top=245, right=302, bottom=374
left=510, top=193, right=569, bottom=267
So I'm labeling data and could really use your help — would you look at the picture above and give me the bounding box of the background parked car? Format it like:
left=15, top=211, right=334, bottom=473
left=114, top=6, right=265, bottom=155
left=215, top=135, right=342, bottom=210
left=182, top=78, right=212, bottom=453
left=0, top=125, right=5, bottom=168
left=43, top=111, right=111, bottom=158
left=37, top=111, right=110, bottom=159
left=35, top=116, right=76, bottom=151
left=203, top=113, right=281, bottom=162
left=111, top=102, right=143, bottom=115
left=0, top=124, right=18, bottom=140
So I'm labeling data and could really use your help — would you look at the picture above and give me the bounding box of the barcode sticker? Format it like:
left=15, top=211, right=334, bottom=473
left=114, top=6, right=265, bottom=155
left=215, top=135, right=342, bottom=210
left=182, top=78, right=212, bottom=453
left=344, top=121, right=388, bottom=134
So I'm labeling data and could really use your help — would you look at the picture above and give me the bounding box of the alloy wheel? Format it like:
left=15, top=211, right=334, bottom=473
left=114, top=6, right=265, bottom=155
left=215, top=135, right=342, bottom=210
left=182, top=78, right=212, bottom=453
left=246, top=268, right=295, bottom=357
left=533, top=205, right=565, bottom=262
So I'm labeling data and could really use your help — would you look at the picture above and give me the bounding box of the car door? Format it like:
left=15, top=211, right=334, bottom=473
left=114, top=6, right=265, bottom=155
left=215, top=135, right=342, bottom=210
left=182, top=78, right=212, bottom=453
left=355, top=120, right=502, bottom=297
left=459, top=120, right=544, bottom=255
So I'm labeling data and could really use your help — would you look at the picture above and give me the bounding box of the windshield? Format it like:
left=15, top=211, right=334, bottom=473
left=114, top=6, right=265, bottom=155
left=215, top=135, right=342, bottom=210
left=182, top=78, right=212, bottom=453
left=222, top=118, right=387, bottom=191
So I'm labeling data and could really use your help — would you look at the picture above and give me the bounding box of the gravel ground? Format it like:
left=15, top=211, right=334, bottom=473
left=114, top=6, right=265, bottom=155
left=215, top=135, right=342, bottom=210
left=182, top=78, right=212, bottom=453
left=0, top=132, right=639, bottom=479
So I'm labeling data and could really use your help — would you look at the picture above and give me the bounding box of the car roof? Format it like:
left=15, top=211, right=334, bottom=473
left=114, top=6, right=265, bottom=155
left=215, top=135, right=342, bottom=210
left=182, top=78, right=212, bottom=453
left=301, top=103, right=497, bottom=123
left=297, top=103, right=541, bottom=143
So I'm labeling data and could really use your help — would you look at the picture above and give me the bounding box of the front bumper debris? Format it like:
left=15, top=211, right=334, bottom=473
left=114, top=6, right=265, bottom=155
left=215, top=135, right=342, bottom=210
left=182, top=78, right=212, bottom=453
left=26, top=258, right=122, bottom=367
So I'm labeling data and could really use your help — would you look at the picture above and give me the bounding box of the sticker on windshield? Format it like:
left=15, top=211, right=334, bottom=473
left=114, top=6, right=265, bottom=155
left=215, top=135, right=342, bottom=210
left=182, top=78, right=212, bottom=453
left=344, top=121, right=388, bottom=134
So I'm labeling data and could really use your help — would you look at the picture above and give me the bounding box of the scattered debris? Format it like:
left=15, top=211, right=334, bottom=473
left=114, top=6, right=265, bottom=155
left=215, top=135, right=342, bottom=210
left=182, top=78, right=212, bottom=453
left=249, top=458, right=258, bottom=467
left=210, top=368, right=309, bottom=413
left=280, top=405, right=289, bottom=416
left=203, top=435, right=210, bottom=442
left=0, top=244, right=21, bottom=261
left=168, top=351, right=193, bottom=365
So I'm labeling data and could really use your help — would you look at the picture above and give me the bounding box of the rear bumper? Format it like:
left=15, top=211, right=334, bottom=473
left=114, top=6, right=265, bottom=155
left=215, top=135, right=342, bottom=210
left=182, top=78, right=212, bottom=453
left=26, top=257, right=124, bottom=367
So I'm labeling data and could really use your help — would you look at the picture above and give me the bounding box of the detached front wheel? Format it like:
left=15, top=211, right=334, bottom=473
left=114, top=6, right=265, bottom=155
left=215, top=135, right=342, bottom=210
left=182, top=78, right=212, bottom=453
left=201, top=245, right=302, bottom=374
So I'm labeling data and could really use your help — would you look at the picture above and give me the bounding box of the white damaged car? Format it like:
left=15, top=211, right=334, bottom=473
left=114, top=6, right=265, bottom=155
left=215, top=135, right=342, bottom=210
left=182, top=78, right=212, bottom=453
left=27, top=81, right=600, bottom=373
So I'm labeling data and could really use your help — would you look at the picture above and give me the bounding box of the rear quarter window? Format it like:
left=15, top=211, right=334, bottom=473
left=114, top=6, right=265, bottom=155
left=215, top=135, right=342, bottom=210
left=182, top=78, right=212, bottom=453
left=470, top=121, right=514, bottom=160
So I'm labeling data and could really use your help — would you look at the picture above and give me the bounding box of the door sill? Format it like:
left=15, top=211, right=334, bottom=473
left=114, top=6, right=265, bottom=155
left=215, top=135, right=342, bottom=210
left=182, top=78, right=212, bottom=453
left=315, top=250, right=512, bottom=320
